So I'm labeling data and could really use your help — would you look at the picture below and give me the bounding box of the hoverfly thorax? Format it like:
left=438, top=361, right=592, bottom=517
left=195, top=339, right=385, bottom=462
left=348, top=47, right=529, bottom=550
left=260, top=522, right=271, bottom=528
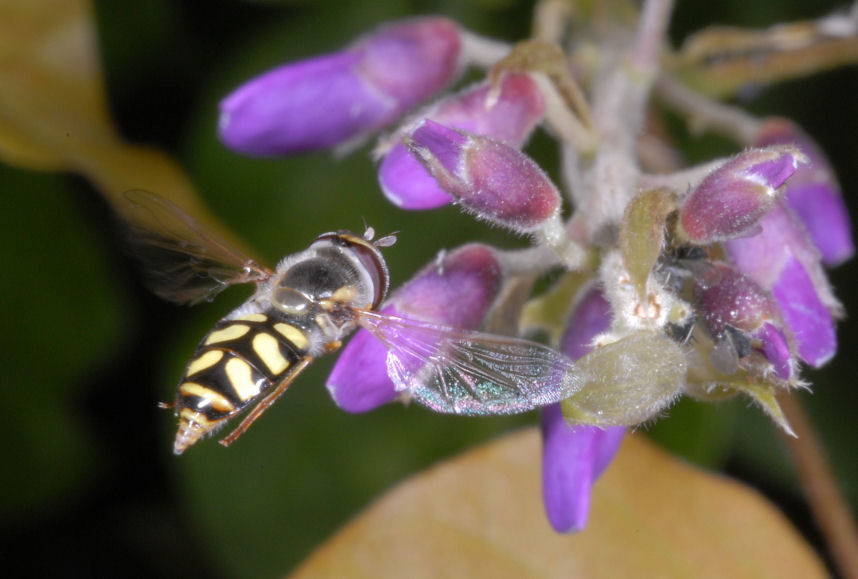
left=268, top=232, right=391, bottom=345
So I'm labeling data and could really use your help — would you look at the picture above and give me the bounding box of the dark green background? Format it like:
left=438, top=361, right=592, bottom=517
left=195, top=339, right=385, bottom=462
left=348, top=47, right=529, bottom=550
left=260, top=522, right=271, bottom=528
left=2, top=1, right=856, bottom=577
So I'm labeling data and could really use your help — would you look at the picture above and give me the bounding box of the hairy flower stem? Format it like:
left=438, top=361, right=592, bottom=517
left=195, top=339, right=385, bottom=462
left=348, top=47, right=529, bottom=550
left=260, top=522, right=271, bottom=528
left=656, top=74, right=761, bottom=143
left=574, top=0, right=675, bottom=238
left=631, top=0, right=675, bottom=75
left=779, top=392, right=858, bottom=579
left=532, top=0, right=573, bottom=43
left=460, top=30, right=511, bottom=68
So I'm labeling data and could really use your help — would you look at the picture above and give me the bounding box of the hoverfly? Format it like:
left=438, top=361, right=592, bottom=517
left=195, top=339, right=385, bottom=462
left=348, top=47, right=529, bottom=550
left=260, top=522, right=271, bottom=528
left=123, top=190, right=583, bottom=454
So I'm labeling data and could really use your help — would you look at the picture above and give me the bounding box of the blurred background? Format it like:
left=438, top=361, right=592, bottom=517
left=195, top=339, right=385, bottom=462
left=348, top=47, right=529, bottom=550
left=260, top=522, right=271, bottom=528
left=1, top=1, right=856, bottom=577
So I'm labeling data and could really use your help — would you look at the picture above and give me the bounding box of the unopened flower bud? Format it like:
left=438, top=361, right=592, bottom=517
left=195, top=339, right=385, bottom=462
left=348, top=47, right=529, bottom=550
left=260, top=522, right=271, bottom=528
left=726, top=202, right=839, bottom=367
left=693, top=262, right=793, bottom=380
left=219, top=17, right=462, bottom=155
left=676, top=146, right=805, bottom=244
left=754, top=118, right=854, bottom=266
left=326, top=244, right=503, bottom=412
left=379, top=73, right=545, bottom=209
left=542, top=286, right=624, bottom=533
left=405, top=120, right=560, bottom=233
left=694, top=262, right=778, bottom=336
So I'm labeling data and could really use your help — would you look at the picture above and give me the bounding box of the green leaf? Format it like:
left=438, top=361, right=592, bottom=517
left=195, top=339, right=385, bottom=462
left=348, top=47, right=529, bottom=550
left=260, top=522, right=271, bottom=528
left=619, top=187, right=676, bottom=302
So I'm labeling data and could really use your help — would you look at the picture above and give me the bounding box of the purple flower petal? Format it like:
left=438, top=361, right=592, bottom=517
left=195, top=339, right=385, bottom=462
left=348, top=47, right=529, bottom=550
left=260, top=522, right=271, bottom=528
left=754, top=118, right=854, bottom=266
left=392, top=244, right=503, bottom=327
left=408, top=121, right=467, bottom=176
left=757, top=322, right=792, bottom=380
left=326, top=307, right=398, bottom=413
left=219, top=51, right=391, bottom=155
left=379, top=144, right=454, bottom=209
left=541, top=405, right=597, bottom=532
left=326, top=245, right=504, bottom=413
left=541, top=285, right=623, bottom=533
left=769, top=256, right=836, bottom=367
left=559, top=286, right=612, bottom=361
left=785, top=182, right=854, bottom=266
left=218, top=17, right=461, bottom=155
left=379, top=74, right=545, bottom=210
left=743, top=152, right=800, bottom=190
left=541, top=404, right=624, bottom=533
left=591, top=426, right=626, bottom=477
left=357, top=17, right=461, bottom=107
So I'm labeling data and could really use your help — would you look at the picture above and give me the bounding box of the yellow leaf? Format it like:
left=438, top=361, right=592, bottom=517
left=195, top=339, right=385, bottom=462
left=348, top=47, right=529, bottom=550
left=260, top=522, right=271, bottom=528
left=291, top=429, right=825, bottom=578
left=0, top=0, right=254, bottom=254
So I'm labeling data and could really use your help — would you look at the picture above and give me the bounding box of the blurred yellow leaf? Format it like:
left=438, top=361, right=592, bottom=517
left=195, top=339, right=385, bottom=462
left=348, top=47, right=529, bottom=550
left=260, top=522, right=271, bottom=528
left=291, top=429, right=826, bottom=578
left=671, top=18, right=858, bottom=99
left=0, top=0, right=251, bottom=251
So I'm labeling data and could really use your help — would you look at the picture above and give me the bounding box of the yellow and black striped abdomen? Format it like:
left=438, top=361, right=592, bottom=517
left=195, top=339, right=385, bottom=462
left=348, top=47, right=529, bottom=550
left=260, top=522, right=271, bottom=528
left=173, top=313, right=311, bottom=453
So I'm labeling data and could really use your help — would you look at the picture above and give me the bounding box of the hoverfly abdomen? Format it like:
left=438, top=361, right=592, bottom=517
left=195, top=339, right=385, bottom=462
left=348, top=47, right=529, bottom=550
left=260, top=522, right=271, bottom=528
left=173, top=313, right=312, bottom=454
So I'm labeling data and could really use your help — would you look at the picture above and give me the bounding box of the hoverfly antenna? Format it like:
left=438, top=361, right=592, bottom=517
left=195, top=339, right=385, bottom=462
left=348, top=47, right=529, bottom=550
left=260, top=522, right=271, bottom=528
left=374, top=232, right=398, bottom=247
left=361, top=217, right=375, bottom=241
left=359, top=217, right=397, bottom=248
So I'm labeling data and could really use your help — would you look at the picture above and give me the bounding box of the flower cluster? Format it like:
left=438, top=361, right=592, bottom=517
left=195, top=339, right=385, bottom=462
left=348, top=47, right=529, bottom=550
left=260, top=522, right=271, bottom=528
left=217, top=10, right=852, bottom=533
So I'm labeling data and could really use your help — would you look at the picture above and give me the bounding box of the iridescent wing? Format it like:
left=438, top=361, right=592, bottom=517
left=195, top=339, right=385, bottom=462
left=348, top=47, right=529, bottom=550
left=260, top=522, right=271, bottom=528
left=357, top=310, right=585, bottom=415
left=121, top=190, right=272, bottom=305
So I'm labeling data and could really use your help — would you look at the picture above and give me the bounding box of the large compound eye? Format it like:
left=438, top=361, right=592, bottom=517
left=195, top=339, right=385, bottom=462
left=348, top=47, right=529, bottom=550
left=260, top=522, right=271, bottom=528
left=346, top=241, right=389, bottom=309
left=314, top=232, right=390, bottom=310
left=272, top=286, right=313, bottom=315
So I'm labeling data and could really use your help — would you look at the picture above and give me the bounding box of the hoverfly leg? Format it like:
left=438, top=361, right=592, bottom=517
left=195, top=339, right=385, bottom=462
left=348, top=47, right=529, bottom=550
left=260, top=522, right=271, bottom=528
left=157, top=401, right=175, bottom=410
left=217, top=356, right=312, bottom=448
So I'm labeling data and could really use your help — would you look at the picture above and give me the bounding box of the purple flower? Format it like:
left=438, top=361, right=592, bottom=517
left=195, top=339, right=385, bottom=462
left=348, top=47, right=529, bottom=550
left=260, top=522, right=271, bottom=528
left=677, top=146, right=805, bottom=245
left=379, top=73, right=545, bottom=209
left=725, top=202, right=840, bottom=367
left=218, top=17, right=462, bottom=155
left=326, top=244, right=503, bottom=412
left=754, top=118, right=855, bottom=266
left=405, top=120, right=560, bottom=233
left=541, top=286, right=625, bottom=533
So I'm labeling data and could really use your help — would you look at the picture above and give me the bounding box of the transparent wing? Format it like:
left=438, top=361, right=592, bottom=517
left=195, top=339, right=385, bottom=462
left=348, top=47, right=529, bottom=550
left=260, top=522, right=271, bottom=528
left=121, top=190, right=272, bottom=305
left=356, top=310, right=585, bottom=415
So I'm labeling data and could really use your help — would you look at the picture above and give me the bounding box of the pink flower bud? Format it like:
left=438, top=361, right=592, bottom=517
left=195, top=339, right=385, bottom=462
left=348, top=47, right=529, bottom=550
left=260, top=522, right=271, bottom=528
left=379, top=74, right=545, bottom=209
left=754, top=118, right=854, bottom=266
left=218, top=17, right=461, bottom=155
left=405, top=120, right=560, bottom=232
left=693, top=262, right=793, bottom=379
left=694, top=262, right=778, bottom=336
left=326, top=244, right=503, bottom=413
left=677, top=146, right=805, bottom=244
